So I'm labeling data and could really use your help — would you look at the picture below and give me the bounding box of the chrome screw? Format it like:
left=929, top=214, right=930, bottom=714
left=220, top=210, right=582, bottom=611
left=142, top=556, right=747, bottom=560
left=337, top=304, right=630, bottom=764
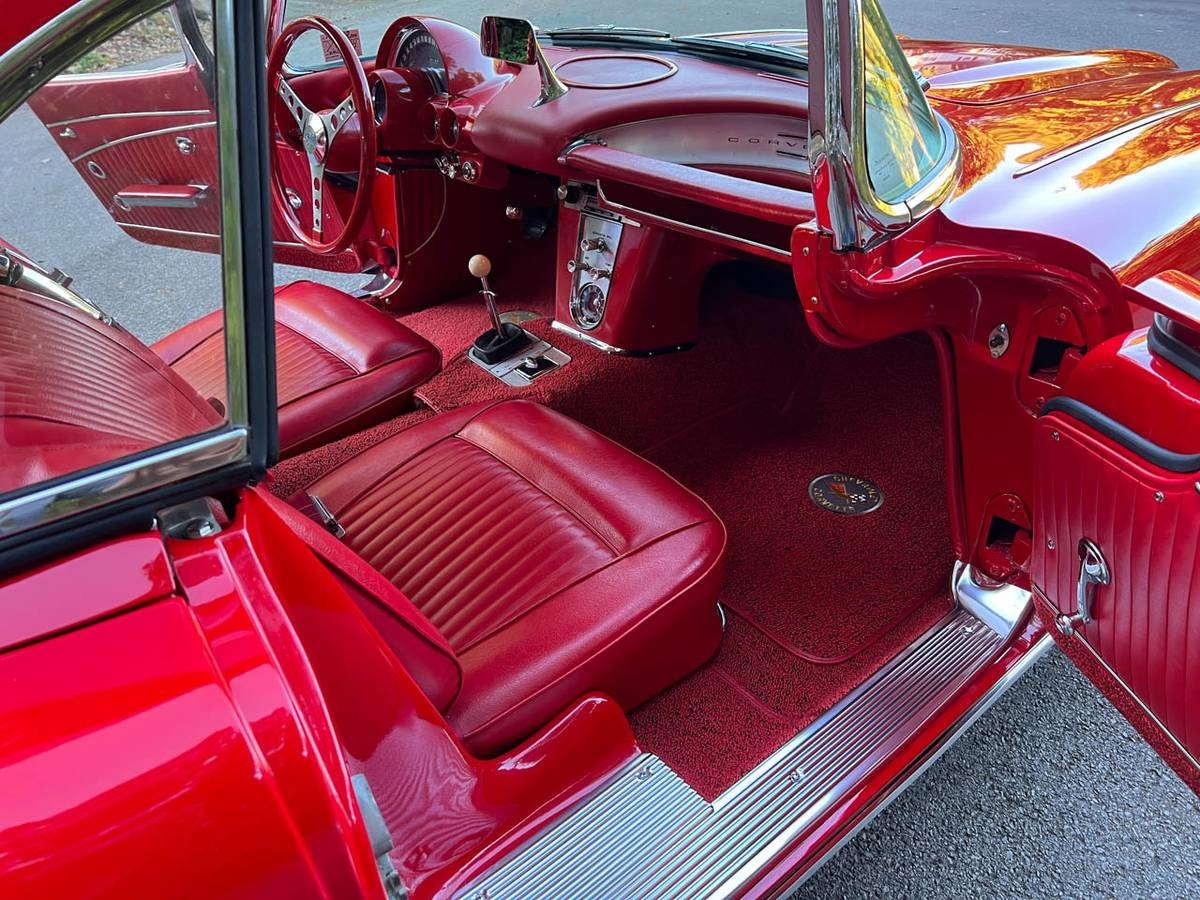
left=1155, top=491, right=1165, bottom=503
left=1047, top=538, right=1056, bottom=551
left=1051, top=430, right=1061, bottom=442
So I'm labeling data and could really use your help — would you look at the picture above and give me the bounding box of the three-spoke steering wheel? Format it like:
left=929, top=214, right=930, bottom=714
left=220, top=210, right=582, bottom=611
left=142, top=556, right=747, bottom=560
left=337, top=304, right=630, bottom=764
left=267, top=17, right=377, bottom=254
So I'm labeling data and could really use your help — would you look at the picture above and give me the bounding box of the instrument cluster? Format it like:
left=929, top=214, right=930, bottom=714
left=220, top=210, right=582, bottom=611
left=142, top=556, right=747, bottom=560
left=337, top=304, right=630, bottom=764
left=369, top=18, right=505, bottom=186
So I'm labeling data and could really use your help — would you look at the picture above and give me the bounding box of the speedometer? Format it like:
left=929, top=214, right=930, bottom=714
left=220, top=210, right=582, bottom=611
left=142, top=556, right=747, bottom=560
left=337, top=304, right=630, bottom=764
left=396, top=30, right=447, bottom=93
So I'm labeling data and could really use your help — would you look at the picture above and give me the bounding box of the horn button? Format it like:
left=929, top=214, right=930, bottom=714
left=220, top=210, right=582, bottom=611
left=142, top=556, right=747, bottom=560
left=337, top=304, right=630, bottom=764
left=302, top=113, right=328, bottom=165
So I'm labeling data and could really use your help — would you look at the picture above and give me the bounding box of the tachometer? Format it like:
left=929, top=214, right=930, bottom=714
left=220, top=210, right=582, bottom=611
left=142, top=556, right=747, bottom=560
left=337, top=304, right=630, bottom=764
left=395, top=29, right=447, bottom=93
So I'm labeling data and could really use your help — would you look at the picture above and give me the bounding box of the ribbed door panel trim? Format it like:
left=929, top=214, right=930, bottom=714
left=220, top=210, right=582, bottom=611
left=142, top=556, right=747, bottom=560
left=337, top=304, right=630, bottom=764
left=458, top=608, right=1004, bottom=899
left=1033, top=413, right=1200, bottom=761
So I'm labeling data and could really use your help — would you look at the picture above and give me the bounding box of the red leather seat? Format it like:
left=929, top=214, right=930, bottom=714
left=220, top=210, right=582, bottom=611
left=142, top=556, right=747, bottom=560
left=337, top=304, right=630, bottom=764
left=287, top=400, right=726, bottom=755
left=155, top=281, right=440, bottom=457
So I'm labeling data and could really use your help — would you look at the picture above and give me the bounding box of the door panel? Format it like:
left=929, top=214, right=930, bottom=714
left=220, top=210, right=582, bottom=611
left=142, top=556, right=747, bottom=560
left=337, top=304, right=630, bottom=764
left=1033, top=411, right=1200, bottom=764
left=28, top=67, right=222, bottom=252
left=1032, top=323, right=1200, bottom=790
left=26, top=35, right=350, bottom=271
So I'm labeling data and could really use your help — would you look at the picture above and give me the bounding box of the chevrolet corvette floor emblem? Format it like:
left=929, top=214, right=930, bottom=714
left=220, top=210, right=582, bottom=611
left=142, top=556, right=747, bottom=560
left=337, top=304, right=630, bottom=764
left=808, top=474, right=884, bottom=516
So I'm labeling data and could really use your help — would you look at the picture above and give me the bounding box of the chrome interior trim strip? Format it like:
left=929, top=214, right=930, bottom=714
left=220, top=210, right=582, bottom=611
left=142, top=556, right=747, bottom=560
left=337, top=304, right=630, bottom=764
left=594, top=182, right=793, bottom=263
left=69, top=121, right=216, bottom=162
left=46, top=108, right=211, bottom=128
left=551, top=320, right=693, bottom=356
left=1033, top=584, right=1200, bottom=773
left=952, top=560, right=1033, bottom=640
left=119, top=222, right=309, bottom=253
left=212, top=0, right=247, bottom=428
left=459, top=607, right=1017, bottom=899
left=0, top=428, right=248, bottom=538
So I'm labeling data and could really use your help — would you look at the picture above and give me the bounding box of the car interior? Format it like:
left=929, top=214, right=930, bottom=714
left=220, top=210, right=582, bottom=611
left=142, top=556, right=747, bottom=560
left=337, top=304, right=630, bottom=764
left=0, top=12, right=961, bottom=810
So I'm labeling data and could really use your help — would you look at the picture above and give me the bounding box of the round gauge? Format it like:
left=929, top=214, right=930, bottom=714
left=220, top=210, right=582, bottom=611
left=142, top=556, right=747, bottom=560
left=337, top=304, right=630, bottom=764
left=395, top=29, right=447, bottom=94
left=372, top=79, right=387, bottom=126
left=571, top=282, right=607, bottom=330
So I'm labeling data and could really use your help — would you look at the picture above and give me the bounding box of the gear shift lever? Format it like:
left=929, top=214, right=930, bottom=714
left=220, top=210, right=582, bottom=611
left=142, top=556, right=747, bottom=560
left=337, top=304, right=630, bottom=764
left=468, top=254, right=532, bottom=364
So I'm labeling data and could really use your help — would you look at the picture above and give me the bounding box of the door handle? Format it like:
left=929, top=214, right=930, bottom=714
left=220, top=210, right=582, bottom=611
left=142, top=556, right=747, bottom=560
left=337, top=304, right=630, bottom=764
left=1056, top=538, right=1110, bottom=637
left=112, top=183, right=209, bottom=211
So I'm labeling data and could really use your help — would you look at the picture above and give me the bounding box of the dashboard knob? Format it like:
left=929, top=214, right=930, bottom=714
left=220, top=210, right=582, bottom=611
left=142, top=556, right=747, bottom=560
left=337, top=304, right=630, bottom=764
left=566, top=259, right=578, bottom=274
left=461, top=159, right=479, bottom=182
left=580, top=236, right=608, bottom=253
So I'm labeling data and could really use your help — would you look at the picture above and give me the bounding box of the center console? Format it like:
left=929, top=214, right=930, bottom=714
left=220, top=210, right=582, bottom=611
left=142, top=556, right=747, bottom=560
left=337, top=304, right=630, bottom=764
left=553, top=183, right=728, bottom=354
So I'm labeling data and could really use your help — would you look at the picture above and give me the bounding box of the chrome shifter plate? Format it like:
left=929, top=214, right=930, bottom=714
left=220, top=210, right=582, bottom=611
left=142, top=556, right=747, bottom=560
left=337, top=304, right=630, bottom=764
left=467, top=330, right=571, bottom=386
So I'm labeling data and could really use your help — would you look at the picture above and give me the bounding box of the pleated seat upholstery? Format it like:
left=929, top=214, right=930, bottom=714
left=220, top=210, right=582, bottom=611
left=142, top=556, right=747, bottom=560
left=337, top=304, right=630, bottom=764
left=293, top=399, right=727, bottom=754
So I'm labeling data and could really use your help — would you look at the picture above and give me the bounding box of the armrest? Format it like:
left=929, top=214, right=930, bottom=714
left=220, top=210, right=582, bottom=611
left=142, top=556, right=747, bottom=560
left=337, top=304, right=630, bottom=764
left=559, top=142, right=815, bottom=226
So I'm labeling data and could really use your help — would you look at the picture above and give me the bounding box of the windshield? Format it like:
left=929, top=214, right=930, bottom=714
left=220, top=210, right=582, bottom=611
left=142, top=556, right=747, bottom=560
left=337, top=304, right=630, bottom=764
left=281, top=1, right=807, bottom=69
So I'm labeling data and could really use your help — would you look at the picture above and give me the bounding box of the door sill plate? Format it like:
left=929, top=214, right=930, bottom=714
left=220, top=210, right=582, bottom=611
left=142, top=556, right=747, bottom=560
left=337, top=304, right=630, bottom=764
left=458, top=608, right=1022, bottom=899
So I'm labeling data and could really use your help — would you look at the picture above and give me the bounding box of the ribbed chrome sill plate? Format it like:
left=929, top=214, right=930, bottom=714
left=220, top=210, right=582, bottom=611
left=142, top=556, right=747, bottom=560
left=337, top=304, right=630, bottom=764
left=457, top=609, right=1005, bottom=900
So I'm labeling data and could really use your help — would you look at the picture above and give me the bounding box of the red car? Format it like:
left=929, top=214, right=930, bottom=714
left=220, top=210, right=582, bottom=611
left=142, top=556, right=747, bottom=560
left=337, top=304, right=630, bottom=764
left=2, top=0, right=1198, bottom=897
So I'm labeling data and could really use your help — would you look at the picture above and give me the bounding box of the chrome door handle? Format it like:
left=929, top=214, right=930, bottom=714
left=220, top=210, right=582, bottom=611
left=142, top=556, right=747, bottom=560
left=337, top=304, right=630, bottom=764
left=1056, top=538, right=1110, bottom=637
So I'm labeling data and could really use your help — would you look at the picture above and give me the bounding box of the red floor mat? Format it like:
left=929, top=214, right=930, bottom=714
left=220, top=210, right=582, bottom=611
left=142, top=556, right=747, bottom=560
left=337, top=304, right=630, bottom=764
left=629, top=337, right=955, bottom=798
left=645, top=340, right=953, bottom=662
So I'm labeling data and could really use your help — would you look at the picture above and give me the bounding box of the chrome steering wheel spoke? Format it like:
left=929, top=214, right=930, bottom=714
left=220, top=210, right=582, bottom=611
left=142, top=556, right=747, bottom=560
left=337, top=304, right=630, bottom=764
left=309, top=160, right=325, bottom=239
left=276, top=76, right=311, bottom=127
left=325, top=94, right=356, bottom=137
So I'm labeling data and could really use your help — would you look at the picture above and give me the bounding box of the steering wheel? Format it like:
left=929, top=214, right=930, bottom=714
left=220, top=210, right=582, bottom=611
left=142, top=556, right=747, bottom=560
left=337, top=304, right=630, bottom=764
left=267, top=17, right=377, bottom=254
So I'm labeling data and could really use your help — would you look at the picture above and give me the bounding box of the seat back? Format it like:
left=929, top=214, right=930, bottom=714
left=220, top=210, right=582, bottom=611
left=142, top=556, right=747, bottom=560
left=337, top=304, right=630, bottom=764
left=0, top=288, right=220, bottom=492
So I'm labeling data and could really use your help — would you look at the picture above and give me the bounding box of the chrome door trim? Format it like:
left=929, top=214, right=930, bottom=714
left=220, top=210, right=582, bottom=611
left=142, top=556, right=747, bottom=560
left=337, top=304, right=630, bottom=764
left=46, top=108, right=211, bottom=128
left=0, top=0, right=177, bottom=122
left=70, top=120, right=215, bottom=162
left=0, top=429, right=247, bottom=538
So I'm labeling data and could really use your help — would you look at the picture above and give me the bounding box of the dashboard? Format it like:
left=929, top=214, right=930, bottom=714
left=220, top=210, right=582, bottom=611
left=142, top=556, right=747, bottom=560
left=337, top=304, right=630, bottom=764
left=345, top=17, right=817, bottom=350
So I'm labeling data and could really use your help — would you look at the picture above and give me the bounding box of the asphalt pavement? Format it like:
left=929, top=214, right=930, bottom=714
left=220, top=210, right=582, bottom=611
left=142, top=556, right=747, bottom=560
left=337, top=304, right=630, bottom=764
left=1, top=2, right=1197, bottom=897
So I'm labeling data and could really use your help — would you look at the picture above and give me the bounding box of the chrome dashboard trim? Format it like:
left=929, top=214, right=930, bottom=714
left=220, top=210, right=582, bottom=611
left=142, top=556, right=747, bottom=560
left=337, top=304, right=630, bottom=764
left=595, top=181, right=793, bottom=263
left=46, top=108, right=211, bottom=127
left=589, top=112, right=810, bottom=175
left=550, top=319, right=693, bottom=356
left=553, top=54, right=678, bottom=89
left=70, top=120, right=216, bottom=162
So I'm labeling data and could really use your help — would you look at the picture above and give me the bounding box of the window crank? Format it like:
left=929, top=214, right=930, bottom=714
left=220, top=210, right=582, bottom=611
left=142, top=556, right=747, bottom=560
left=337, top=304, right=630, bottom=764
left=1056, top=538, right=1110, bottom=637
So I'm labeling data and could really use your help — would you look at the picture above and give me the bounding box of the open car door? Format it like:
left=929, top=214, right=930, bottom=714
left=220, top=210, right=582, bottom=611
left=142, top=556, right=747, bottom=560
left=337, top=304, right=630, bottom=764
left=25, top=1, right=344, bottom=272
left=1032, top=274, right=1200, bottom=793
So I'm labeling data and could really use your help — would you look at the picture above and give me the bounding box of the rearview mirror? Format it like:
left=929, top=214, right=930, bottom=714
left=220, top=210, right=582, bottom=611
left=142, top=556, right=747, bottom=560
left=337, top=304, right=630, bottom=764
left=479, top=16, right=568, bottom=106
left=480, top=16, right=537, bottom=65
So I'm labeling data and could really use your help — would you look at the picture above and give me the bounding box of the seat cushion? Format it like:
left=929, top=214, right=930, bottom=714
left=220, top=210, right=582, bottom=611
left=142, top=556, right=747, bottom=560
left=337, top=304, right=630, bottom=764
left=298, top=400, right=726, bottom=754
left=154, top=281, right=440, bottom=456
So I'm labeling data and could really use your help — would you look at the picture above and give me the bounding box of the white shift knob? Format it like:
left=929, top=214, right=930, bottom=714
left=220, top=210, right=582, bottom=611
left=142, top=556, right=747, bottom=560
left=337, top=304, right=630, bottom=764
left=468, top=254, right=492, bottom=279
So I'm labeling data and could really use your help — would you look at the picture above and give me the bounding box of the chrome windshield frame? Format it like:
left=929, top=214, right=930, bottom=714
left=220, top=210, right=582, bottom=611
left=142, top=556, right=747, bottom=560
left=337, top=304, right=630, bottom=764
left=807, top=0, right=960, bottom=250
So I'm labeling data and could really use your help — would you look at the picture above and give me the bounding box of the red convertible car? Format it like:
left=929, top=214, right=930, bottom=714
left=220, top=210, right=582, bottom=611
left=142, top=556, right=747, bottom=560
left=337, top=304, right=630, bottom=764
left=2, top=0, right=1198, bottom=896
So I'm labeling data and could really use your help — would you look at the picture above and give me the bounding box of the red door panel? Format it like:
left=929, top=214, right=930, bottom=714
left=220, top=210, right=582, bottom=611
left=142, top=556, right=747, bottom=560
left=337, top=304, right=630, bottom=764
left=1032, top=321, right=1200, bottom=793
left=1033, top=412, right=1200, bottom=766
left=27, top=62, right=348, bottom=271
